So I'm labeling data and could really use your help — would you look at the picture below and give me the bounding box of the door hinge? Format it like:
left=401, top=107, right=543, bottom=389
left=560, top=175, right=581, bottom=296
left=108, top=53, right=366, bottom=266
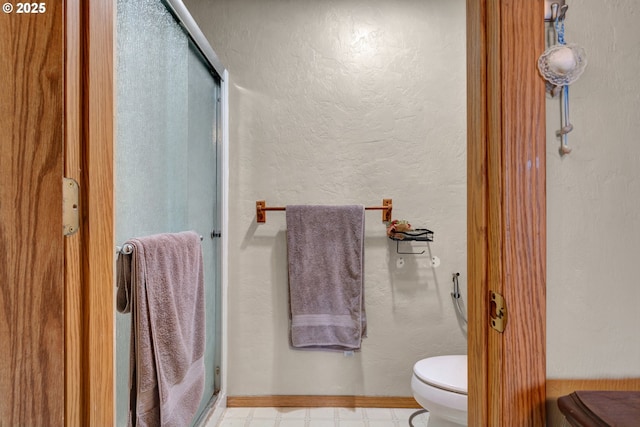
left=489, top=291, right=507, bottom=333
left=63, top=177, right=79, bottom=236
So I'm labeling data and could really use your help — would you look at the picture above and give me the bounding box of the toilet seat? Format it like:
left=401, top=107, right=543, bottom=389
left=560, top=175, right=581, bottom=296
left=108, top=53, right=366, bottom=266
left=413, top=355, right=467, bottom=395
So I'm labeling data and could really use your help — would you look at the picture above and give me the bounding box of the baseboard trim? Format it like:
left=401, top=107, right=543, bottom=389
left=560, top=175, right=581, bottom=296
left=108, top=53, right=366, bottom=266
left=227, top=395, right=421, bottom=409
left=546, top=378, right=640, bottom=427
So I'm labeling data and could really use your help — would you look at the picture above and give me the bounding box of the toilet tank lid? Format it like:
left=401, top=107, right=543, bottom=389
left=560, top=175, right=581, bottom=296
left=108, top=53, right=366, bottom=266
left=413, top=355, right=467, bottom=394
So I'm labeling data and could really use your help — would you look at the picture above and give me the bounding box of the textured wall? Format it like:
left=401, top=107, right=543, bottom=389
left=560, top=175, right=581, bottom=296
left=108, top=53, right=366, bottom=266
left=546, top=0, right=640, bottom=377
left=185, top=0, right=467, bottom=396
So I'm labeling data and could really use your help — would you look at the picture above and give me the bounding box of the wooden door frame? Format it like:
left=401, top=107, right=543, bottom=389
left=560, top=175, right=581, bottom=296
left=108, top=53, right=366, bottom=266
left=467, top=0, right=547, bottom=426
left=65, top=0, right=115, bottom=426
left=66, top=0, right=547, bottom=425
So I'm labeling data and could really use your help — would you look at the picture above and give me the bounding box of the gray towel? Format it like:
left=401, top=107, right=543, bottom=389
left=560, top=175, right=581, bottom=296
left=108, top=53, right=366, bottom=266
left=286, top=205, right=366, bottom=351
left=116, top=231, right=205, bottom=427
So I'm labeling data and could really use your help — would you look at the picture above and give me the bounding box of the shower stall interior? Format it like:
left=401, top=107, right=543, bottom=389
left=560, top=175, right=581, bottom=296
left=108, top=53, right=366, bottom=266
left=115, top=0, right=225, bottom=425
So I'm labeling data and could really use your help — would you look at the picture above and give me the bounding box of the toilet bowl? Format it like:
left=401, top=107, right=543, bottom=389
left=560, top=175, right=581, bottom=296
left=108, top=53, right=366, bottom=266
left=411, top=355, right=468, bottom=426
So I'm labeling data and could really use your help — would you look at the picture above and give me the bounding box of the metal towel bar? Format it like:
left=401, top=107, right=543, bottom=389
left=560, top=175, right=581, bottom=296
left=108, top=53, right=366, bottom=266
left=255, top=199, right=392, bottom=223
left=116, top=235, right=204, bottom=254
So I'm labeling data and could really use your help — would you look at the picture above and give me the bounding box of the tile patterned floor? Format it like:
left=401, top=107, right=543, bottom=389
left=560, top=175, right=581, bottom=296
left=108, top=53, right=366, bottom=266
left=215, top=407, right=430, bottom=427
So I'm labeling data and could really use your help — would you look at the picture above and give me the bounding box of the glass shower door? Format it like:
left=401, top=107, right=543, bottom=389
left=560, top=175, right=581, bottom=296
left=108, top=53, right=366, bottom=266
left=187, top=43, right=223, bottom=424
left=115, top=0, right=222, bottom=425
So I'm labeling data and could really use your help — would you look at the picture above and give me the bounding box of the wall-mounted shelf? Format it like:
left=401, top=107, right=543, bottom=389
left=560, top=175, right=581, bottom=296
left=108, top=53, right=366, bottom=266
left=388, top=228, right=434, bottom=254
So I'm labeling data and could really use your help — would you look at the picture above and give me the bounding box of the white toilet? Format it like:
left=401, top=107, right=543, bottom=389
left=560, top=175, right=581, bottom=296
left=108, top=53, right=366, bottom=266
left=411, top=355, right=468, bottom=426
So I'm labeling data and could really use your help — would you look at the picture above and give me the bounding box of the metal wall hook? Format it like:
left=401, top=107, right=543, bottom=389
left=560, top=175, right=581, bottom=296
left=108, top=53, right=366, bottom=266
left=556, top=4, right=569, bottom=22
left=544, top=0, right=567, bottom=22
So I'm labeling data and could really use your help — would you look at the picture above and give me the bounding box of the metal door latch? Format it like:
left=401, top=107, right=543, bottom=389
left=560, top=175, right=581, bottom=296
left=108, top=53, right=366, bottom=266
left=63, top=177, right=79, bottom=236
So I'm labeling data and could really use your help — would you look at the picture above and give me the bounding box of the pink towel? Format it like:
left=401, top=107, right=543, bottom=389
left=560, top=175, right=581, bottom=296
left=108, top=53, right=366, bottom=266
left=286, top=205, right=366, bottom=351
left=117, top=231, right=205, bottom=427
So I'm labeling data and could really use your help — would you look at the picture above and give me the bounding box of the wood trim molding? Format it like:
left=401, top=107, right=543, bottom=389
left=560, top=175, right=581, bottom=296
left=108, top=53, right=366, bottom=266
left=546, top=378, right=640, bottom=426
left=466, top=0, right=489, bottom=424
left=64, top=0, right=83, bottom=425
left=80, top=1, right=115, bottom=425
left=227, top=396, right=421, bottom=409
